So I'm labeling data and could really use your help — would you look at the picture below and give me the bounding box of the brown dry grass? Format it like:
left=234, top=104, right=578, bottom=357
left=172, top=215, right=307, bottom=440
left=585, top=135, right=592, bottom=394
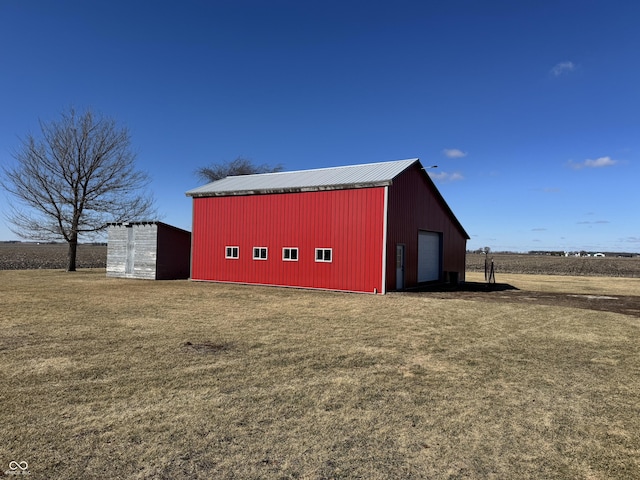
left=466, top=271, right=640, bottom=297
left=1, top=270, right=639, bottom=479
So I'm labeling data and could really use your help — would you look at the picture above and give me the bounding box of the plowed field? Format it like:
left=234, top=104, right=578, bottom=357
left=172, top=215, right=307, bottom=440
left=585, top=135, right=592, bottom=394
left=1, top=244, right=638, bottom=277
left=466, top=253, right=640, bottom=277
left=0, top=243, right=107, bottom=270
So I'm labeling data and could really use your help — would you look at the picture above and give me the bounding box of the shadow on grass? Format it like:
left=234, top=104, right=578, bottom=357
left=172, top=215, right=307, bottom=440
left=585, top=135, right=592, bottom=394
left=408, top=281, right=520, bottom=293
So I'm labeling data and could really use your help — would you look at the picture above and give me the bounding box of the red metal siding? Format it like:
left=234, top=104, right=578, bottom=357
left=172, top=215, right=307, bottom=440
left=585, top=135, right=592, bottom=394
left=191, top=187, right=386, bottom=293
left=386, top=164, right=467, bottom=289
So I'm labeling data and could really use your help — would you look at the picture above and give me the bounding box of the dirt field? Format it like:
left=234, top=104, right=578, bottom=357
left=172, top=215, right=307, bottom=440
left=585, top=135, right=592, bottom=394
left=467, top=253, right=640, bottom=277
left=0, top=242, right=107, bottom=270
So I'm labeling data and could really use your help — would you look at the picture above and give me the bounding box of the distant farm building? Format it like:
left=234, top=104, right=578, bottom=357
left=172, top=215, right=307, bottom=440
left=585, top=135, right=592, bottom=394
left=106, top=221, right=191, bottom=280
left=186, top=158, right=469, bottom=294
left=564, top=251, right=606, bottom=257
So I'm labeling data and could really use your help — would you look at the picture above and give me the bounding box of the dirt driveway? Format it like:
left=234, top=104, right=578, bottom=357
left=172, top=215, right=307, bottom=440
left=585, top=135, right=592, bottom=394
left=405, top=282, right=640, bottom=318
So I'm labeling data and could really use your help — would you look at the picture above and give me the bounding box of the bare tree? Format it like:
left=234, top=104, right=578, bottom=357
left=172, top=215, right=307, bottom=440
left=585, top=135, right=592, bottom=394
left=196, top=156, right=283, bottom=183
left=1, top=108, right=156, bottom=271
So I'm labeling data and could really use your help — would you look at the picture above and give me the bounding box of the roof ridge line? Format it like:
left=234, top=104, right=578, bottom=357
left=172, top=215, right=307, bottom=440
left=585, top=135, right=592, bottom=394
left=224, top=158, right=419, bottom=179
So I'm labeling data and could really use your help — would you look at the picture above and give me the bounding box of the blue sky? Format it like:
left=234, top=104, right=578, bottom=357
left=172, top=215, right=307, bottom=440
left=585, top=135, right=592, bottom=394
left=1, top=0, right=638, bottom=252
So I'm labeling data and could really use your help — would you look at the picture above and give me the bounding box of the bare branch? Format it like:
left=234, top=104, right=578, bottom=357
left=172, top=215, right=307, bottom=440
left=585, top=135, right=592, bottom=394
left=195, top=156, right=283, bottom=183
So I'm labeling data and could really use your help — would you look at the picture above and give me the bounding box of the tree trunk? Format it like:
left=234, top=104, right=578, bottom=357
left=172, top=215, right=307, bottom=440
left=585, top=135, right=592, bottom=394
left=67, top=239, right=78, bottom=272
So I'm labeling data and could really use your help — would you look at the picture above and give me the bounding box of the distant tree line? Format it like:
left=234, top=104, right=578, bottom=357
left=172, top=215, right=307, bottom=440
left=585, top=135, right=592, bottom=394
left=527, top=251, right=566, bottom=256
left=467, top=249, right=638, bottom=258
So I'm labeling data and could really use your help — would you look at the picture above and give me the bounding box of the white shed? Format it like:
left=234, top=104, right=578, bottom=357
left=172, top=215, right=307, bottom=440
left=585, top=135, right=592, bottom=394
left=106, top=221, right=191, bottom=280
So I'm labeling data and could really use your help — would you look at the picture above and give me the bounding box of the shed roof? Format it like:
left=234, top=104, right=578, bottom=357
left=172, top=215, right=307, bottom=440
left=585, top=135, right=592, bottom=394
left=107, top=221, right=191, bottom=234
left=186, top=158, right=419, bottom=197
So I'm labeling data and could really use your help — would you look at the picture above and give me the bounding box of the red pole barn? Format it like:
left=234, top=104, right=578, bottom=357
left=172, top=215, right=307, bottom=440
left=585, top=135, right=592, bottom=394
left=186, top=158, right=469, bottom=294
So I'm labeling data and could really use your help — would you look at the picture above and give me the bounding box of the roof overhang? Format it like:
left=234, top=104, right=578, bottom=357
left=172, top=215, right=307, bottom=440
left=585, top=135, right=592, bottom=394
left=185, top=158, right=419, bottom=198
left=186, top=180, right=393, bottom=198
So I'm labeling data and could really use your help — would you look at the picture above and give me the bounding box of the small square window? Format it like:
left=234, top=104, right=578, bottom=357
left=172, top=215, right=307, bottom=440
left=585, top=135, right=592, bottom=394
left=253, top=247, right=268, bottom=260
left=283, top=247, right=299, bottom=261
left=315, top=248, right=332, bottom=262
left=225, top=246, right=239, bottom=259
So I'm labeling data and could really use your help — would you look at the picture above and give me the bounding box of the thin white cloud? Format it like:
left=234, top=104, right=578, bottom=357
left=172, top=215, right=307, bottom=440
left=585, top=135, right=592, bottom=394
left=442, top=148, right=467, bottom=159
left=568, top=156, right=617, bottom=170
left=551, top=61, right=575, bottom=76
left=585, top=157, right=617, bottom=168
left=428, top=171, right=464, bottom=182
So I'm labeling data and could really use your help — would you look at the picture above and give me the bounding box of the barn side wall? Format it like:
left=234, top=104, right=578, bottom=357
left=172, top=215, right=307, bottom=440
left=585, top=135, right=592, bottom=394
left=386, top=164, right=467, bottom=290
left=191, top=188, right=386, bottom=293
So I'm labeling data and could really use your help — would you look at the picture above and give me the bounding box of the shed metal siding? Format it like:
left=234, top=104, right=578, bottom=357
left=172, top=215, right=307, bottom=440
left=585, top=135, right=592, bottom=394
left=107, top=223, right=158, bottom=280
left=386, top=163, right=467, bottom=289
left=191, top=187, right=386, bottom=293
left=107, top=222, right=191, bottom=280
left=106, top=224, right=129, bottom=277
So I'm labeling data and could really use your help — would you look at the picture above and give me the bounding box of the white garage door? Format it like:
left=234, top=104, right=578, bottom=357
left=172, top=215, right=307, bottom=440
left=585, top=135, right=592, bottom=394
left=417, top=231, right=441, bottom=282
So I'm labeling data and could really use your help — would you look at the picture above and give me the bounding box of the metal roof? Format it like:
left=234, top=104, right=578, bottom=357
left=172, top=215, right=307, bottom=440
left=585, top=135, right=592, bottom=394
left=186, top=158, right=420, bottom=197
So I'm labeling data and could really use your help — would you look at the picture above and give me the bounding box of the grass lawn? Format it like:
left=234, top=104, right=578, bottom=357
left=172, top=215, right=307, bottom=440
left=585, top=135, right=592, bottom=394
left=1, top=269, right=639, bottom=479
